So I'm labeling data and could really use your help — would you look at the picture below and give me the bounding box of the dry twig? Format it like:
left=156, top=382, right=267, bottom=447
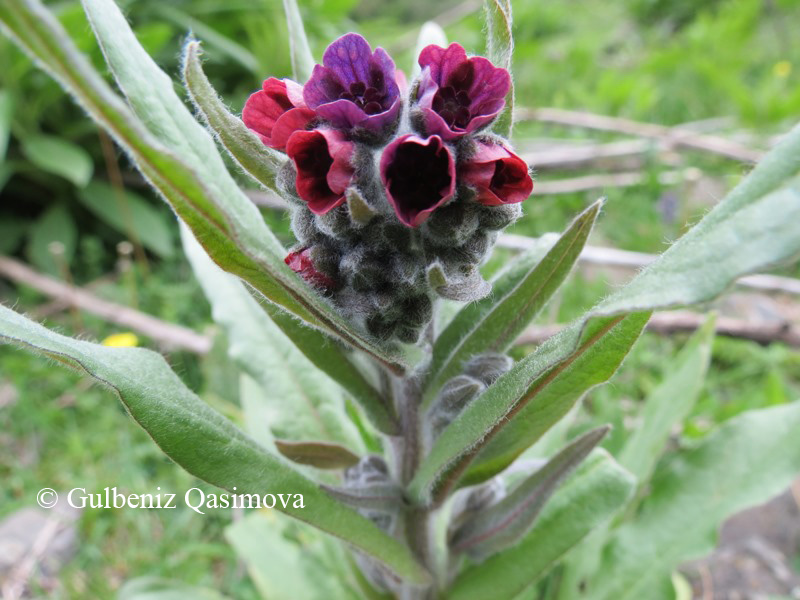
left=0, top=256, right=211, bottom=354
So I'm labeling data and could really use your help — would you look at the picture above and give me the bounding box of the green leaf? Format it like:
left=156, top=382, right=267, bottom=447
left=26, top=203, right=77, bottom=276
left=77, top=181, right=175, bottom=258
left=0, top=0, right=406, bottom=373
left=448, top=450, right=635, bottom=600
left=589, top=402, right=800, bottom=600
left=226, top=511, right=359, bottom=600
left=117, top=577, right=230, bottom=600
left=21, top=133, right=93, bottom=186
left=281, top=0, right=315, bottom=82
left=409, top=312, right=649, bottom=504
left=0, top=89, right=12, bottom=160
left=275, top=440, right=361, bottom=469
left=409, top=123, right=800, bottom=503
left=450, top=426, right=609, bottom=560
left=180, top=226, right=363, bottom=452
left=181, top=40, right=284, bottom=192
left=618, top=314, right=716, bottom=484
left=181, top=225, right=395, bottom=435
left=0, top=304, right=430, bottom=585
left=484, top=0, right=514, bottom=137
left=424, top=199, right=602, bottom=407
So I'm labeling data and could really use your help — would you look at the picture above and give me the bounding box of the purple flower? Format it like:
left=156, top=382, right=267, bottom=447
left=460, top=141, right=533, bottom=205
left=416, top=43, right=511, bottom=140
left=380, top=134, right=455, bottom=227
left=303, top=33, right=401, bottom=133
left=286, top=128, right=355, bottom=215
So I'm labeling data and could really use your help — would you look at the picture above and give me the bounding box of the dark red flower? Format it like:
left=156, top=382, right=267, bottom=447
left=243, top=78, right=315, bottom=151
left=285, top=247, right=336, bottom=291
left=380, top=134, right=455, bottom=227
left=416, top=43, right=511, bottom=140
left=460, top=141, right=533, bottom=205
left=303, top=33, right=401, bottom=132
left=286, top=128, right=355, bottom=214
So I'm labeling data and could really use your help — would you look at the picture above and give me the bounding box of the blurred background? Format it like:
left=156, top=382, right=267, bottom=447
left=1, top=0, right=799, bottom=597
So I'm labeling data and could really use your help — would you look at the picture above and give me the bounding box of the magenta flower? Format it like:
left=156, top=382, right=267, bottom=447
left=380, top=135, right=455, bottom=227
left=285, top=247, right=336, bottom=291
left=243, top=78, right=316, bottom=151
left=303, top=33, right=401, bottom=133
left=416, top=43, right=511, bottom=140
left=286, top=128, right=355, bottom=215
left=460, top=141, right=533, bottom=205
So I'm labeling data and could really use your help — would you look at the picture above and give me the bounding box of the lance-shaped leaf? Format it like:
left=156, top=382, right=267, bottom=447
left=276, top=440, right=361, bottom=470
left=0, top=305, right=430, bottom=584
left=0, top=0, right=406, bottom=373
left=409, top=124, right=800, bottom=504
left=450, top=426, right=609, bottom=560
left=448, top=450, right=635, bottom=600
left=409, top=312, right=649, bottom=504
left=322, top=483, right=404, bottom=512
left=423, top=199, right=602, bottom=408
left=226, top=511, right=358, bottom=600
left=182, top=40, right=284, bottom=192
left=181, top=226, right=396, bottom=438
left=484, top=0, right=514, bottom=138
left=282, top=0, right=315, bottom=82
left=589, top=401, right=800, bottom=600
left=555, top=315, right=718, bottom=598
left=618, top=314, right=716, bottom=485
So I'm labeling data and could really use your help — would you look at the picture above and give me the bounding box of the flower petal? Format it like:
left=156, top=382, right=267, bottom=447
left=286, top=129, right=354, bottom=214
left=270, top=107, right=317, bottom=150
left=322, top=32, right=373, bottom=87
left=380, top=134, right=455, bottom=227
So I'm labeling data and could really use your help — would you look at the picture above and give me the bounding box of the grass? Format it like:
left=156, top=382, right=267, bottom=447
left=1, top=0, right=799, bottom=597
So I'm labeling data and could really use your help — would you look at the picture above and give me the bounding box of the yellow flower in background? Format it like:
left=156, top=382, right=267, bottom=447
left=773, top=60, right=791, bottom=78
left=102, top=332, right=139, bottom=347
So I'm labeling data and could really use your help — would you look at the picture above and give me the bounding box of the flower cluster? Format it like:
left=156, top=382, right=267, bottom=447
left=244, top=34, right=533, bottom=344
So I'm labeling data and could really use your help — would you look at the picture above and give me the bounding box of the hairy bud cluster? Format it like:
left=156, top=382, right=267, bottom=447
left=245, top=34, right=534, bottom=343
left=425, top=353, right=514, bottom=445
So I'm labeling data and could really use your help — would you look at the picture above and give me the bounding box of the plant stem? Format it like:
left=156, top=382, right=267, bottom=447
left=393, top=374, right=437, bottom=597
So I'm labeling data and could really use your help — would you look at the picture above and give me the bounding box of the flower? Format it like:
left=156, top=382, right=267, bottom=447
left=415, top=43, right=511, bottom=140
left=460, top=141, right=533, bottom=205
left=286, top=128, right=355, bottom=214
left=243, top=78, right=316, bottom=151
left=303, top=33, right=401, bottom=133
left=380, top=134, right=455, bottom=227
left=101, top=332, right=139, bottom=347
left=285, top=247, right=336, bottom=291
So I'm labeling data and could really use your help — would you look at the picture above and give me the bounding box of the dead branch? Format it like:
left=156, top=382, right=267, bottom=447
left=516, top=107, right=764, bottom=164
left=0, top=256, right=212, bottom=355
left=521, top=139, right=682, bottom=171
left=515, top=310, right=800, bottom=348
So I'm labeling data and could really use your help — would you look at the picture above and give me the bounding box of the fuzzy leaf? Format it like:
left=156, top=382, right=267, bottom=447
left=0, top=304, right=430, bottom=585
left=181, top=40, right=284, bottom=192
left=450, top=426, right=609, bottom=559
left=281, top=0, right=315, bottom=82
left=618, top=314, right=716, bottom=484
left=484, top=0, right=514, bottom=137
left=181, top=226, right=395, bottom=434
left=424, top=199, right=602, bottom=407
left=322, top=483, right=404, bottom=512
left=589, top=402, right=800, bottom=600
left=0, top=0, right=407, bottom=374
left=409, top=123, right=800, bottom=504
left=226, top=512, right=358, bottom=600
left=448, top=450, right=635, bottom=600
left=276, top=440, right=361, bottom=470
